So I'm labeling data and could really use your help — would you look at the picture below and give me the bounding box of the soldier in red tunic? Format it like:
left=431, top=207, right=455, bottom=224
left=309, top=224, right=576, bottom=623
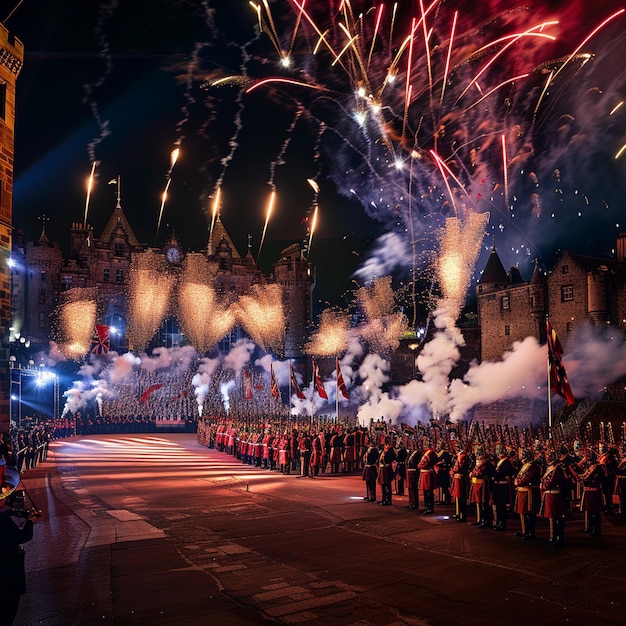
left=513, top=449, right=542, bottom=540
left=575, top=448, right=606, bottom=536
left=450, top=446, right=471, bottom=522
left=310, top=432, right=324, bottom=477
left=469, top=448, right=494, bottom=528
left=540, top=448, right=566, bottom=545
left=418, top=442, right=438, bottom=514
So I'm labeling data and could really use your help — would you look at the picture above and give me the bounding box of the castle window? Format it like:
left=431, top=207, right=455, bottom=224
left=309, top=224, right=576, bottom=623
left=40, top=270, right=46, bottom=281
left=561, top=264, right=569, bottom=275
left=38, top=312, right=45, bottom=328
left=103, top=268, right=110, bottom=282
left=61, top=276, right=72, bottom=291
left=114, top=243, right=125, bottom=257
left=501, top=295, right=510, bottom=310
left=39, top=288, right=46, bottom=304
left=230, top=282, right=236, bottom=292
left=504, top=325, right=510, bottom=336
left=561, top=285, right=574, bottom=301
left=115, top=269, right=124, bottom=283
left=566, top=321, right=574, bottom=333
left=220, top=257, right=228, bottom=270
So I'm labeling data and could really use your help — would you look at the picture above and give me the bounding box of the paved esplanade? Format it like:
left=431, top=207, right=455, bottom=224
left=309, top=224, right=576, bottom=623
left=15, top=434, right=626, bottom=625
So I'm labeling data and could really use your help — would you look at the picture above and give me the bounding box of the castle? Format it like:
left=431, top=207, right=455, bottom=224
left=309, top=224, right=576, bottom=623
left=472, top=235, right=626, bottom=424
left=10, top=191, right=315, bottom=362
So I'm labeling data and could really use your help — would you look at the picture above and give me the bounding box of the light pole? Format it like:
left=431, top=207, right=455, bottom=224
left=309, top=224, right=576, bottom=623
left=408, top=342, right=419, bottom=380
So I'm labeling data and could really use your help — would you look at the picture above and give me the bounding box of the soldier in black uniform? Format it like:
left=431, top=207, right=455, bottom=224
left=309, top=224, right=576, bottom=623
left=492, top=443, right=516, bottom=531
left=435, top=440, right=452, bottom=504
left=362, top=443, right=380, bottom=502
left=395, top=443, right=408, bottom=496
left=378, top=439, right=397, bottom=506
left=405, top=440, right=420, bottom=510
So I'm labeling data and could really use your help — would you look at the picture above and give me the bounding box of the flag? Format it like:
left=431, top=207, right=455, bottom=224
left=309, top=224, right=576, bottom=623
left=336, top=357, right=349, bottom=400
left=546, top=320, right=575, bottom=406
left=243, top=369, right=253, bottom=400
left=290, top=361, right=306, bottom=399
left=91, top=324, right=110, bottom=355
left=140, top=383, right=163, bottom=404
left=270, top=364, right=280, bottom=399
left=312, top=356, right=328, bottom=399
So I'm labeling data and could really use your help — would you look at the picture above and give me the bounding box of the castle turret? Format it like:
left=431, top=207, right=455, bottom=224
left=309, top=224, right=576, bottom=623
left=272, top=244, right=314, bottom=360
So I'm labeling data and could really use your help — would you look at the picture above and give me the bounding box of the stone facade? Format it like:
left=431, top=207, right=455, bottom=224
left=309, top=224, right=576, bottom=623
left=0, top=24, right=23, bottom=434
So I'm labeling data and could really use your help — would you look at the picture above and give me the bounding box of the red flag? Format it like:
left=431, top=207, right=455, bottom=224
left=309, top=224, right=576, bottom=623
left=91, top=324, right=110, bottom=355
left=140, top=383, right=163, bottom=404
left=546, top=320, right=575, bottom=406
left=243, top=369, right=253, bottom=400
left=270, top=364, right=280, bottom=399
left=336, top=357, right=349, bottom=400
left=312, top=356, right=328, bottom=399
left=290, top=361, right=306, bottom=399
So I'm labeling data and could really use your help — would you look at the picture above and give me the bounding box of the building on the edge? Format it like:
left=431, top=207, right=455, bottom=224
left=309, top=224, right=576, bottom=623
left=0, top=22, right=23, bottom=434
left=473, top=235, right=626, bottom=425
left=11, top=190, right=315, bottom=365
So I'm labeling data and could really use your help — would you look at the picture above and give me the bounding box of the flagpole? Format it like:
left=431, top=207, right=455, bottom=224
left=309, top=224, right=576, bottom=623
left=289, top=360, right=292, bottom=416
left=335, top=357, right=339, bottom=422
left=547, top=350, right=553, bottom=433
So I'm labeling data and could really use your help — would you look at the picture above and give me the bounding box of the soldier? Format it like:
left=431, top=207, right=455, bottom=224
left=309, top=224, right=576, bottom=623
left=598, top=443, right=618, bottom=515
left=378, top=438, right=397, bottom=506
left=405, top=440, right=421, bottom=510
left=540, top=448, right=566, bottom=546
left=395, top=442, right=408, bottom=496
left=329, top=428, right=343, bottom=473
left=558, top=444, right=578, bottom=517
left=435, top=440, right=452, bottom=505
left=513, top=449, right=542, bottom=540
left=450, top=445, right=471, bottom=522
left=492, top=443, right=516, bottom=531
left=615, top=444, right=626, bottom=515
left=343, top=428, right=356, bottom=473
left=311, top=431, right=324, bottom=477
left=469, top=448, right=494, bottom=528
left=362, top=442, right=380, bottom=502
left=575, top=448, right=606, bottom=536
left=298, top=431, right=312, bottom=478
left=418, top=441, right=439, bottom=514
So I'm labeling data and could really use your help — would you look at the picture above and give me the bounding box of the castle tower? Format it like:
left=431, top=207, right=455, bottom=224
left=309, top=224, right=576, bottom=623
left=272, top=243, right=314, bottom=360
left=0, top=23, right=23, bottom=433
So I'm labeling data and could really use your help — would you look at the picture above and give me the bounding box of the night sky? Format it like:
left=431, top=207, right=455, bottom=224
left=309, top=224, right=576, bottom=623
left=7, top=0, right=626, bottom=311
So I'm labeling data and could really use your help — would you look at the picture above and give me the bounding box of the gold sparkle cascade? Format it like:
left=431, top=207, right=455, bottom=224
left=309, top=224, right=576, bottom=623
left=357, top=277, right=409, bottom=356
left=437, top=212, right=489, bottom=322
left=57, top=288, right=97, bottom=359
left=233, top=284, right=285, bottom=354
left=177, top=254, right=236, bottom=352
left=305, top=309, right=350, bottom=357
left=126, top=251, right=176, bottom=352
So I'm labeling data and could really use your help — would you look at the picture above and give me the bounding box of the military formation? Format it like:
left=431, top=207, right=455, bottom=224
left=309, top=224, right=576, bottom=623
left=198, top=414, right=626, bottom=545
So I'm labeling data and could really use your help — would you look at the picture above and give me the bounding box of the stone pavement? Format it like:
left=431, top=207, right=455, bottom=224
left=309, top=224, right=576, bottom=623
left=12, top=434, right=626, bottom=625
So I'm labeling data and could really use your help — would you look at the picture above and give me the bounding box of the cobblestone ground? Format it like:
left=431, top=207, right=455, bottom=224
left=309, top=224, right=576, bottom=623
left=15, top=434, right=626, bottom=626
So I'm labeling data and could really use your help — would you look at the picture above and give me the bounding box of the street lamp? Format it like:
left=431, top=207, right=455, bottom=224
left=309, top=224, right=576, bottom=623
left=408, top=342, right=419, bottom=380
